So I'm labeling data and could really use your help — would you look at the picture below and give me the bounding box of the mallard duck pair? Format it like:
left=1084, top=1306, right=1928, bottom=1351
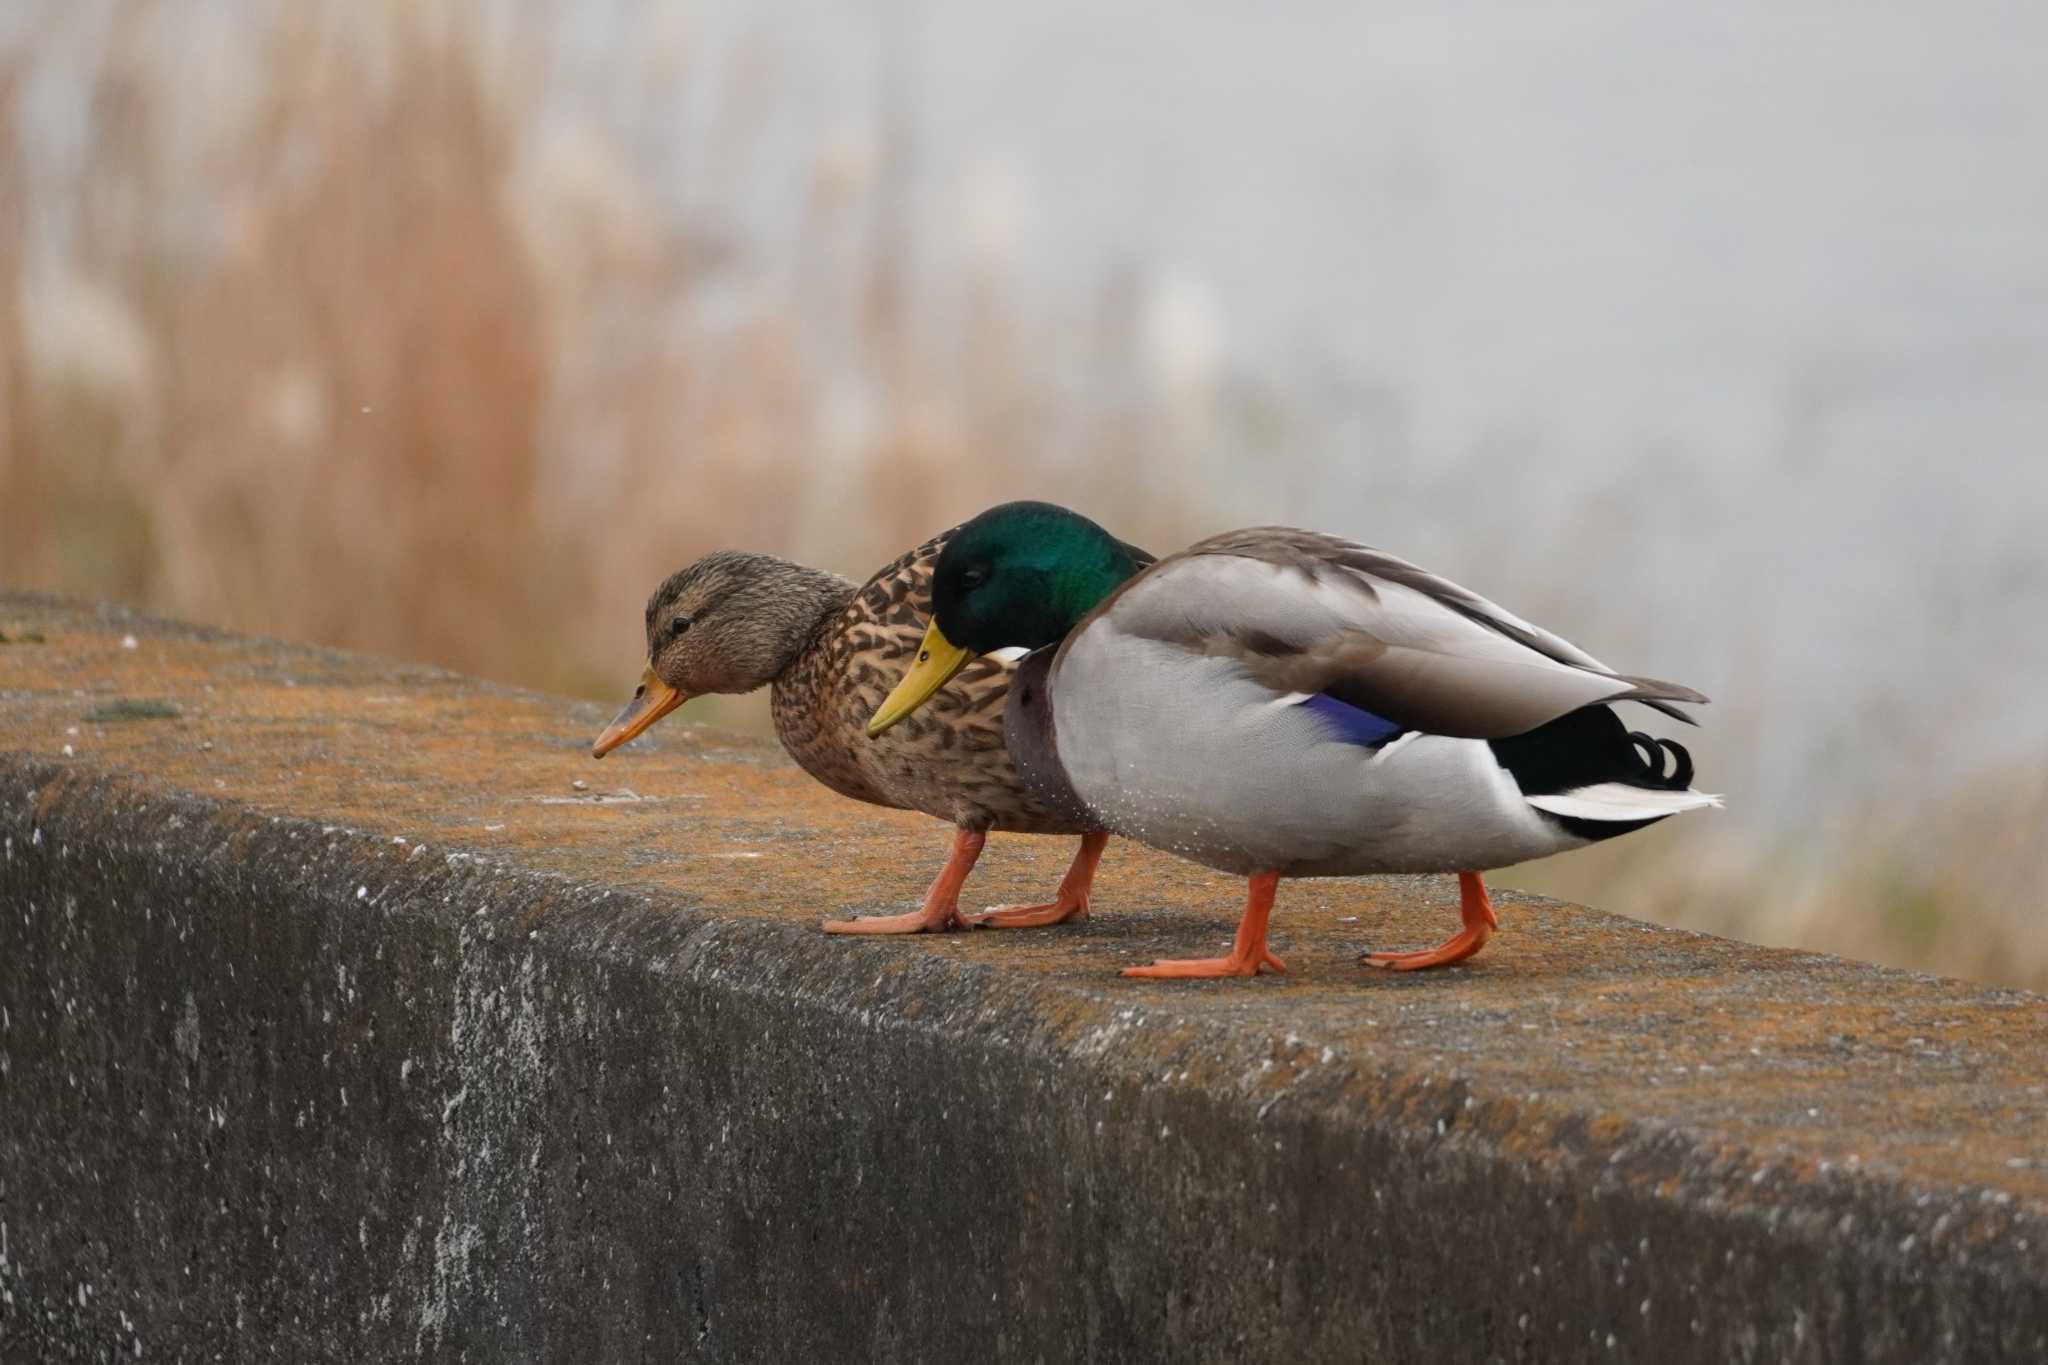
left=596, top=503, right=1716, bottom=978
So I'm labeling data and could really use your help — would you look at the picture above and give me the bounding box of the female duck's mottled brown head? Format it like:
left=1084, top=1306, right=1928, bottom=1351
left=591, top=552, right=852, bottom=757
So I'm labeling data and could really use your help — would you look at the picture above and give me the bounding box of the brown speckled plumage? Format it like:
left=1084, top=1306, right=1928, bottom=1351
left=770, top=531, right=1092, bottom=835
left=641, top=529, right=1095, bottom=836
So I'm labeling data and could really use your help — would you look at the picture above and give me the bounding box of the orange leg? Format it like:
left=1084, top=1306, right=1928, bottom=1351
left=968, top=832, right=1109, bottom=929
left=822, top=829, right=985, bottom=934
left=1362, top=871, right=1497, bottom=970
left=1121, top=871, right=1288, bottom=979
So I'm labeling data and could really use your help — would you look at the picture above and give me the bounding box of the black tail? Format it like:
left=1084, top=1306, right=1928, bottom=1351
left=1489, top=705, right=1697, bottom=797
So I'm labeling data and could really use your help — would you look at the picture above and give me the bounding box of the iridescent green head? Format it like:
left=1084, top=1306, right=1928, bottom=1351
left=929, top=501, right=1145, bottom=653
left=866, top=501, right=1146, bottom=736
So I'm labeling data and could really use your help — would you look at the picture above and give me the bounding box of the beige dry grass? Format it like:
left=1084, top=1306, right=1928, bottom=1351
left=7, top=4, right=1205, bottom=684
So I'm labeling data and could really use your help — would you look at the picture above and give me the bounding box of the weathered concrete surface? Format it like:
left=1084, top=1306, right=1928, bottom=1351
left=1, top=589, right=2046, bottom=1364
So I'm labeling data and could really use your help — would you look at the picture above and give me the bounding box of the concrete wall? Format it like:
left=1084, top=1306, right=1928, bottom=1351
left=3, top=591, right=2047, bottom=1363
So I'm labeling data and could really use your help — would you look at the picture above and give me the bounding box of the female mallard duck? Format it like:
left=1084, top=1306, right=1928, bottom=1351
left=868, top=501, right=1718, bottom=978
left=591, top=525, right=1152, bottom=932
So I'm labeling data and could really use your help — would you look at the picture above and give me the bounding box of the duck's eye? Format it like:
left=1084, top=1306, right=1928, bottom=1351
left=960, top=566, right=989, bottom=589
left=670, top=616, right=692, bottom=638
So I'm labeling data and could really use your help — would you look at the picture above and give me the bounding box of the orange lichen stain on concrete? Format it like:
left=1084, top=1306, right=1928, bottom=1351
left=7, top=594, right=2048, bottom=1212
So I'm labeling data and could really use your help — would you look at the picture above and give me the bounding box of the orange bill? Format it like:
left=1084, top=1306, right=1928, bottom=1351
left=591, top=667, right=687, bottom=757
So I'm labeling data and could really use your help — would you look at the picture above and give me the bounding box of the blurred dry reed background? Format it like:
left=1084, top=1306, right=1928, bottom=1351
left=3, top=0, right=2045, bottom=987
left=0, top=1, right=1202, bottom=687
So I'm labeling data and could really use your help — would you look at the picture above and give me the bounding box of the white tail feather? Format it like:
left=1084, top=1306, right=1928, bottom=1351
left=1526, top=783, right=1723, bottom=822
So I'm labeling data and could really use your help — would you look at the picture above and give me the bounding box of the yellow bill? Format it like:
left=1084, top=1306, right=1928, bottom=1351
left=867, top=619, right=975, bottom=737
left=591, top=666, right=687, bottom=757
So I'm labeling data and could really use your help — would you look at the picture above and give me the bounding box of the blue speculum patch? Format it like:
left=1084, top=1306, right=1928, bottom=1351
left=1299, top=692, right=1406, bottom=747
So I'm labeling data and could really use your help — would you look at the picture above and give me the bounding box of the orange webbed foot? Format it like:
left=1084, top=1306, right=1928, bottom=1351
left=1121, top=947, right=1286, bottom=979
left=821, top=828, right=985, bottom=936
left=961, top=831, right=1108, bottom=930
left=1361, top=872, right=1497, bottom=971
left=968, top=899, right=1088, bottom=929
left=1362, top=929, right=1488, bottom=970
left=821, top=906, right=972, bottom=935
left=1120, top=871, right=1283, bottom=981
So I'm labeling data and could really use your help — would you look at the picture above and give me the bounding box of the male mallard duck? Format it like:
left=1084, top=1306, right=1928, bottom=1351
left=868, top=501, right=1718, bottom=978
left=592, top=526, right=1152, bottom=932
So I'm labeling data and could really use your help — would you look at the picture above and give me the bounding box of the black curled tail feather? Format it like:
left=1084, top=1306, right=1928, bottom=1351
left=1489, top=705, right=1700, bottom=797
left=1626, top=732, right=1694, bottom=790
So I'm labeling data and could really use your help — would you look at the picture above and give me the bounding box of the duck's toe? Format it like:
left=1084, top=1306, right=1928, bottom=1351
left=821, top=905, right=973, bottom=934
left=1360, top=871, right=1496, bottom=969
left=1120, top=948, right=1284, bottom=980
